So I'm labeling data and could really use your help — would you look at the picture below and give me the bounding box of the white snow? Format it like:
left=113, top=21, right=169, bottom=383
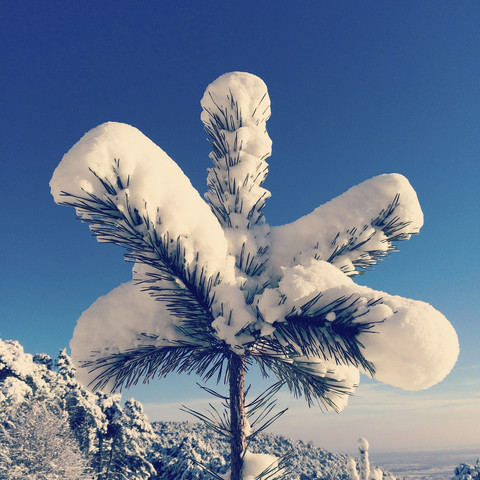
left=201, top=72, right=271, bottom=131
left=357, top=291, right=459, bottom=390
left=0, top=377, right=32, bottom=405
left=269, top=173, right=424, bottom=278
left=221, top=451, right=282, bottom=480
left=347, top=457, right=360, bottom=480
left=69, top=279, right=186, bottom=390
left=242, top=451, right=283, bottom=480
left=357, top=437, right=369, bottom=452
left=50, top=122, right=236, bottom=284
left=255, top=258, right=458, bottom=393
left=0, top=340, right=52, bottom=405
left=279, top=260, right=354, bottom=303
left=0, top=340, right=37, bottom=379
left=201, top=72, right=273, bottom=307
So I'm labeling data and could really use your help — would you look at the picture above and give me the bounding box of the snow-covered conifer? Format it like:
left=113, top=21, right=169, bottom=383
left=0, top=339, right=51, bottom=406
left=0, top=400, right=92, bottom=480
left=347, top=457, right=360, bottom=480
left=51, top=72, right=459, bottom=480
left=90, top=393, right=156, bottom=480
left=33, top=352, right=53, bottom=370
left=56, top=347, right=77, bottom=383
left=347, top=438, right=394, bottom=480
left=357, top=438, right=371, bottom=480
left=121, top=397, right=157, bottom=479
left=0, top=340, right=161, bottom=479
left=453, top=459, right=480, bottom=480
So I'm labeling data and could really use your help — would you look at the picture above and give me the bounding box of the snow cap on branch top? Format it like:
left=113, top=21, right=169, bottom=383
left=201, top=72, right=271, bottom=129
left=357, top=438, right=369, bottom=452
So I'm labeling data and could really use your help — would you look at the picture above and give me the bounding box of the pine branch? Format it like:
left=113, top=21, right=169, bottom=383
left=81, top=342, right=230, bottom=392
left=57, top=161, right=219, bottom=344
left=326, top=194, right=417, bottom=275
left=201, top=77, right=272, bottom=291
left=253, top=354, right=355, bottom=411
left=188, top=457, right=226, bottom=480
left=180, top=403, right=231, bottom=439
left=252, top=452, right=294, bottom=480
left=245, top=381, right=288, bottom=442
left=254, top=294, right=380, bottom=376
left=180, top=383, right=232, bottom=439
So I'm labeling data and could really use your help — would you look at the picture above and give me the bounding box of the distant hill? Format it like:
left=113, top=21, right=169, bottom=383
left=150, top=421, right=352, bottom=480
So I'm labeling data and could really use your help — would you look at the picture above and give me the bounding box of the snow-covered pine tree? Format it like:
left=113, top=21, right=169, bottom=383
left=0, top=400, right=92, bottom=480
left=0, top=340, right=156, bottom=479
left=453, top=459, right=480, bottom=480
left=55, top=350, right=109, bottom=467
left=0, top=339, right=53, bottom=407
left=123, top=398, right=157, bottom=479
left=50, top=72, right=459, bottom=480
left=88, top=393, right=156, bottom=480
left=346, top=438, right=396, bottom=480
left=54, top=350, right=156, bottom=479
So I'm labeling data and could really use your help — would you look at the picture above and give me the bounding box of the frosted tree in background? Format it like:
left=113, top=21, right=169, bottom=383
left=50, top=72, right=459, bottom=480
left=0, top=400, right=92, bottom=480
left=346, top=438, right=394, bottom=480
left=0, top=340, right=156, bottom=480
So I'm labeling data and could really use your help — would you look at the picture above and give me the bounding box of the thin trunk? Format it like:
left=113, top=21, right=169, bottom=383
left=229, top=353, right=246, bottom=480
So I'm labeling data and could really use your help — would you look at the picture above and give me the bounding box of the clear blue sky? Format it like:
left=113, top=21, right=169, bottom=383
left=1, top=1, right=479, bottom=453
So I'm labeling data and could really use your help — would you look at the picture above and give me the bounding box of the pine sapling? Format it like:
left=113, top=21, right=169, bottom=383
left=51, top=72, right=458, bottom=480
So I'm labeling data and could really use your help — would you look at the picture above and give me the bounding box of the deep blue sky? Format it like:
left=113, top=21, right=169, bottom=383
left=1, top=1, right=479, bottom=452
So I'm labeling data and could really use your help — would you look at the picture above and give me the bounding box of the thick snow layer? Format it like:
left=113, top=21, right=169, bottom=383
left=202, top=72, right=273, bottom=298
left=50, top=122, right=235, bottom=283
left=201, top=72, right=271, bottom=130
left=358, top=291, right=459, bottom=390
left=221, top=451, right=282, bottom=480
left=0, top=340, right=52, bottom=405
left=69, top=280, right=185, bottom=389
left=52, top=122, right=263, bottom=363
left=346, top=457, right=360, bottom=480
left=269, top=174, right=424, bottom=278
left=357, top=437, right=369, bottom=452
left=0, top=377, right=32, bottom=405
left=0, top=340, right=36, bottom=379
left=255, top=260, right=458, bottom=392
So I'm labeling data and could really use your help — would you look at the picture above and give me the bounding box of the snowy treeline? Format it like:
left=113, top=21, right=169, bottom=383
left=0, top=339, right=155, bottom=480
left=0, top=339, right=477, bottom=480
left=0, top=338, right=354, bottom=480
left=0, top=338, right=359, bottom=480
left=151, top=421, right=354, bottom=480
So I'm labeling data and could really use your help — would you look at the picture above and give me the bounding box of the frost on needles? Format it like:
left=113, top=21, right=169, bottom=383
left=50, top=71, right=459, bottom=480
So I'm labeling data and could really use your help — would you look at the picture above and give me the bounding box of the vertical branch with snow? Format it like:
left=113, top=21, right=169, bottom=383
left=358, top=438, right=371, bottom=480
left=201, top=72, right=273, bottom=300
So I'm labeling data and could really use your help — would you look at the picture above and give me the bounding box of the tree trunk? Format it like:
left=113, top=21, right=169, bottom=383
left=229, top=353, right=246, bottom=480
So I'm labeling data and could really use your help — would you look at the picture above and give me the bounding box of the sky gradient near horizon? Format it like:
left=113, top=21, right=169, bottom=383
left=1, top=1, right=479, bottom=454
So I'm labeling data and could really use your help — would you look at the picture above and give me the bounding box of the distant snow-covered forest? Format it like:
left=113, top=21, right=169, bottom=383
left=0, top=339, right=478, bottom=480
